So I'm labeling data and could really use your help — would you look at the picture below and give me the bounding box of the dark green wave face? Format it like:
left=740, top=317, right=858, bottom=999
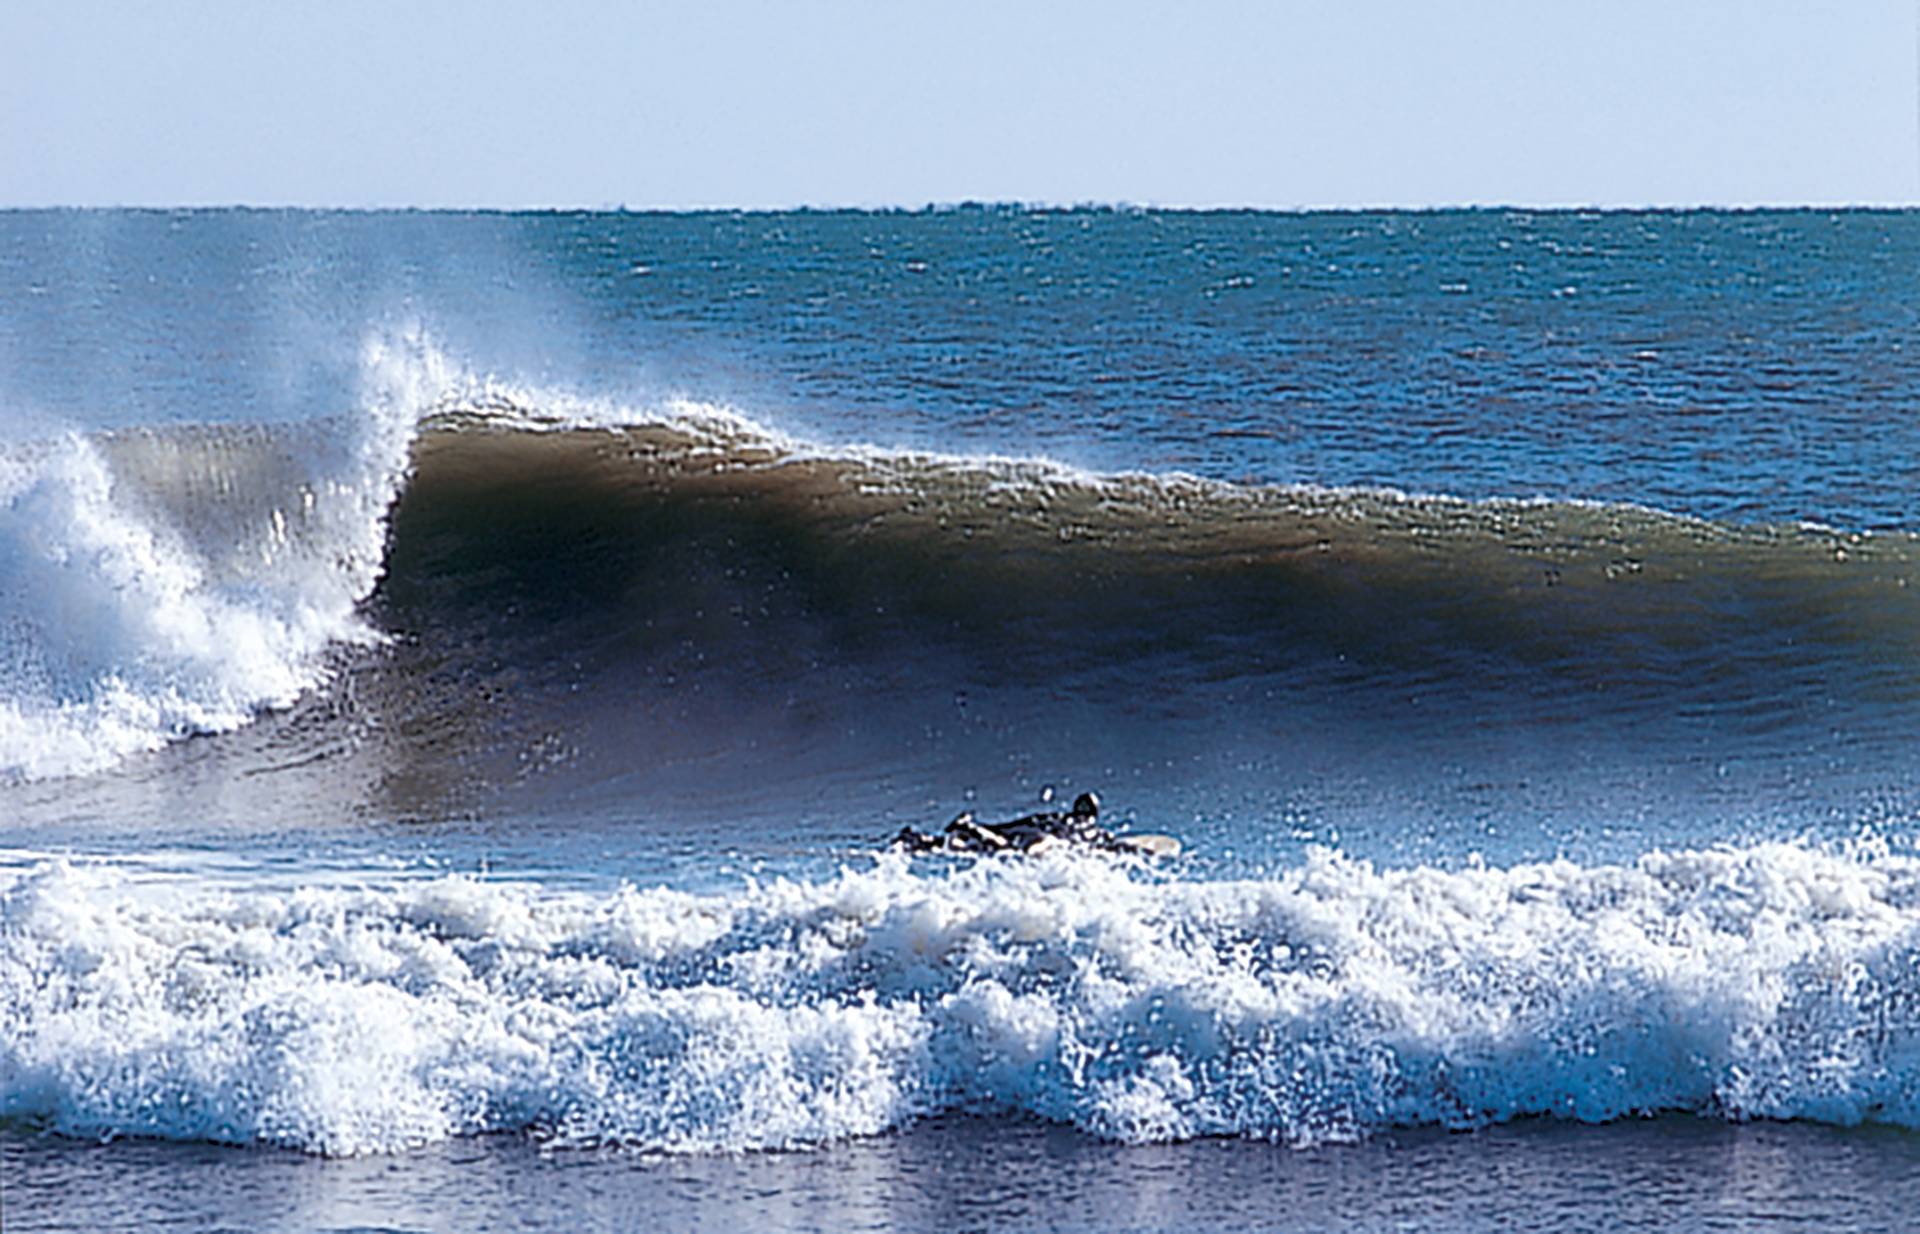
left=370, top=409, right=1920, bottom=854
left=381, top=410, right=1920, bottom=710
left=16, top=397, right=1916, bottom=867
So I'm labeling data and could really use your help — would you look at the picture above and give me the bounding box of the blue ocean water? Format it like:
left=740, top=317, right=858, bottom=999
left=4, top=207, right=1920, bottom=1231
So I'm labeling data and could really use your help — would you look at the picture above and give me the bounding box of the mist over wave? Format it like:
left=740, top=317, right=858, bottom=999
left=0, top=335, right=435, bottom=782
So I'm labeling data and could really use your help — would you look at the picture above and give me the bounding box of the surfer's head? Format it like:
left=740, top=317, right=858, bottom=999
left=1071, top=791, right=1099, bottom=820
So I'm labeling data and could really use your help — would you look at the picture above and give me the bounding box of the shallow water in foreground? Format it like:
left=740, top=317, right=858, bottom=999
left=9, top=1115, right=1920, bottom=1234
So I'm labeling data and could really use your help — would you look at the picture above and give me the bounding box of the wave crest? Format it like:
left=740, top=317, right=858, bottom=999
left=0, top=332, right=444, bottom=783
left=7, top=333, right=1920, bottom=817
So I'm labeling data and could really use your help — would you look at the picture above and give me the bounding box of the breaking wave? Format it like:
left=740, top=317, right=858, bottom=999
left=0, top=334, right=426, bottom=781
left=4, top=335, right=1917, bottom=800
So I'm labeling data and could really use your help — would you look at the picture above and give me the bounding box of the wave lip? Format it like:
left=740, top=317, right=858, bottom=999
left=5, top=842, right=1920, bottom=1156
left=0, top=334, right=425, bottom=784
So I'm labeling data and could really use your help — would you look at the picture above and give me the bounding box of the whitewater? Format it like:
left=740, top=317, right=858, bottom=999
left=10, top=841, right=1920, bottom=1158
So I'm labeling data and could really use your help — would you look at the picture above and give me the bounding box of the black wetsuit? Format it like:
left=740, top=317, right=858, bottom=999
left=894, top=793, right=1110, bottom=853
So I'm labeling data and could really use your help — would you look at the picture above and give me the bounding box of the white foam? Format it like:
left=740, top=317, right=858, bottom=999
left=0, top=330, right=428, bottom=783
left=6, top=841, right=1920, bottom=1155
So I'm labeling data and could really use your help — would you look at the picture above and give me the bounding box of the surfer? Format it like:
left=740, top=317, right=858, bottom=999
left=893, top=791, right=1177, bottom=856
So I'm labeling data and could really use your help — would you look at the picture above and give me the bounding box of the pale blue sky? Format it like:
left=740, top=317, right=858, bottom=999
left=3, top=0, right=1916, bottom=208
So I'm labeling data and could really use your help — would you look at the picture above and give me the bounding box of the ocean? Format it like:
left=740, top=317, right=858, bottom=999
left=4, top=206, right=1920, bottom=1231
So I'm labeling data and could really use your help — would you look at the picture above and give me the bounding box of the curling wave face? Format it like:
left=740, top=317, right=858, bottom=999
left=5, top=841, right=1920, bottom=1155
left=0, top=335, right=424, bottom=782
left=5, top=338, right=1919, bottom=841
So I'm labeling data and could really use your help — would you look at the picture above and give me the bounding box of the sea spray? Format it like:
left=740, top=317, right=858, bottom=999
left=0, top=330, right=430, bottom=782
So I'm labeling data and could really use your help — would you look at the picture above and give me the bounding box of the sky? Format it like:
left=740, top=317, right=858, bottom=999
left=2, top=0, right=1916, bottom=209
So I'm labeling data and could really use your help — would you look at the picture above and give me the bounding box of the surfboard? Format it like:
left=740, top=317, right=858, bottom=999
left=1113, top=833, right=1182, bottom=858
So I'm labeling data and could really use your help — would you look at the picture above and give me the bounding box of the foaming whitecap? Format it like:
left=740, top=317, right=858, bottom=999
left=0, top=331, right=428, bottom=783
left=6, top=843, right=1920, bottom=1155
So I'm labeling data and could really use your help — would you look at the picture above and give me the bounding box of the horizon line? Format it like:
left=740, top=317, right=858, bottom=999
left=5, top=197, right=1919, bottom=215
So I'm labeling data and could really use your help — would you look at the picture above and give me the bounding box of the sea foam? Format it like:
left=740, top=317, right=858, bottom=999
left=5, top=842, right=1920, bottom=1156
left=0, top=332, right=427, bottom=783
